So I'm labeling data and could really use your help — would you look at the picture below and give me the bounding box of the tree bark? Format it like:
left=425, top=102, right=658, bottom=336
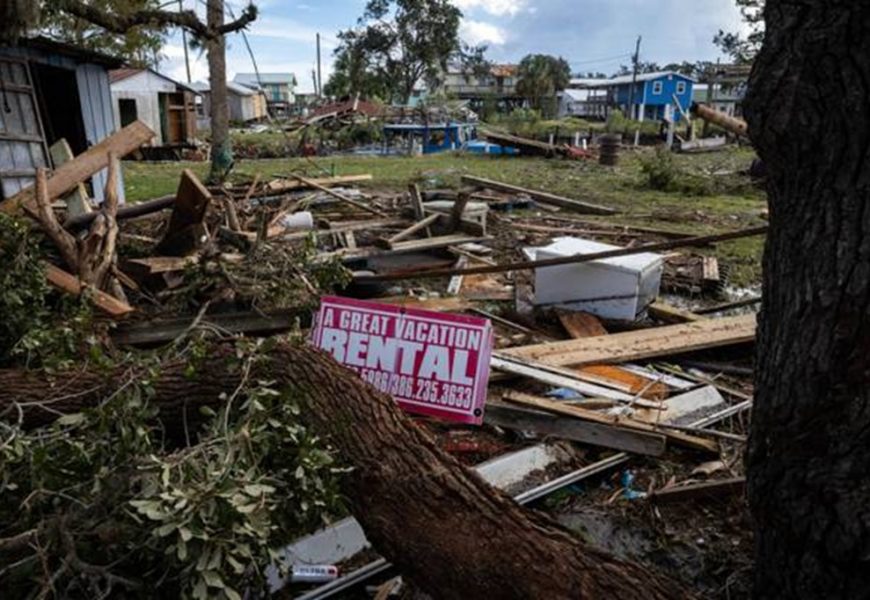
left=207, top=0, right=232, bottom=184
left=0, top=343, right=690, bottom=600
left=745, top=2, right=870, bottom=598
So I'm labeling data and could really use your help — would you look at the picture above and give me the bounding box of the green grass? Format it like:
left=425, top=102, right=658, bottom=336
left=123, top=145, right=767, bottom=286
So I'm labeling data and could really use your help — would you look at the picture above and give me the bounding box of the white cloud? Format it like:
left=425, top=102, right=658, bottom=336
left=452, top=0, right=527, bottom=17
left=247, top=16, right=337, bottom=47
left=460, top=19, right=507, bottom=45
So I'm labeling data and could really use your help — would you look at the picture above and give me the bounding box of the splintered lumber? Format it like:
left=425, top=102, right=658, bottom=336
left=691, top=103, right=748, bottom=137
left=649, top=477, right=746, bottom=504
left=501, top=314, right=756, bottom=367
left=1, top=121, right=155, bottom=216
left=266, top=174, right=373, bottom=193
left=290, top=174, right=386, bottom=217
left=503, top=391, right=719, bottom=453
left=49, top=139, right=92, bottom=219
left=648, top=301, right=705, bottom=323
left=354, top=225, right=769, bottom=282
left=485, top=402, right=667, bottom=456
left=385, top=213, right=440, bottom=246
left=461, top=175, right=616, bottom=215
left=557, top=310, right=668, bottom=400
left=43, top=263, right=133, bottom=318
left=449, top=191, right=472, bottom=232
left=155, top=170, right=212, bottom=256
left=408, top=183, right=427, bottom=222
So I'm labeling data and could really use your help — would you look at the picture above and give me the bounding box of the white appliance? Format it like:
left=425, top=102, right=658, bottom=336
left=526, top=237, right=664, bottom=321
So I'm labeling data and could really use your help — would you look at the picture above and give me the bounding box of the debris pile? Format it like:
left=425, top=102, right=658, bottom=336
left=0, top=118, right=766, bottom=599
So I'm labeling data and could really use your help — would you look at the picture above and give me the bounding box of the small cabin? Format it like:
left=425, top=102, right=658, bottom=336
left=0, top=37, right=124, bottom=203
left=110, top=68, right=199, bottom=147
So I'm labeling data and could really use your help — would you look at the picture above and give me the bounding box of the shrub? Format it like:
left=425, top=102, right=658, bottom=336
left=639, top=146, right=679, bottom=190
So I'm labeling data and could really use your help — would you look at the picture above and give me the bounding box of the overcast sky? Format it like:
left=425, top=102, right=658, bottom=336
left=160, top=0, right=748, bottom=93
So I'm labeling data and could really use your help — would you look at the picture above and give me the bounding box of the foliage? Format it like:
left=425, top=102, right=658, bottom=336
left=639, top=145, right=678, bottom=190
left=0, top=338, right=345, bottom=599
left=327, top=0, right=463, bottom=104
left=39, top=0, right=168, bottom=66
left=516, top=54, right=571, bottom=118
left=714, top=0, right=764, bottom=63
left=0, top=214, right=97, bottom=369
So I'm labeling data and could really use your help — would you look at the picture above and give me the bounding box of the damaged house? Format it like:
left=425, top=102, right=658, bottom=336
left=0, top=36, right=125, bottom=204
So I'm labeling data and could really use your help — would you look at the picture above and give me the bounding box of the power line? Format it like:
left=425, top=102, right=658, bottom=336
left=569, top=53, right=633, bottom=66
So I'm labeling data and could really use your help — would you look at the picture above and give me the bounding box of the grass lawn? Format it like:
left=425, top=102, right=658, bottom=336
left=123, top=145, right=767, bottom=287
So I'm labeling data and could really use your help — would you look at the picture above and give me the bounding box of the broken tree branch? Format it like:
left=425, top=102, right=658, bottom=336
left=55, top=0, right=257, bottom=39
left=33, top=168, right=78, bottom=272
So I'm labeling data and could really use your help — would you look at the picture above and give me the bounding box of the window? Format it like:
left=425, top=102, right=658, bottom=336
left=652, top=81, right=663, bottom=95
left=676, top=81, right=686, bottom=95
left=118, top=98, right=138, bottom=127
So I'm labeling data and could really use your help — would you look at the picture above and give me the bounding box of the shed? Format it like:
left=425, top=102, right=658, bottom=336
left=0, top=37, right=124, bottom=203
left=192, top=80, right=268, bottom=126
left=110, top=68, right=199, bottom=146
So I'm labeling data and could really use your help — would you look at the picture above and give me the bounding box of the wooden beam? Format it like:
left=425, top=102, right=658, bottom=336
left=461, top=174, right=617, bottom=215
left=2, top=121, right=155, bottom=216
left=501, top=314, right=756, bottom=367
left=648, top=300, right=705, bottom=323
left=44, top=263, right=134, bottom=318
left=649, top=477, right=746, bottom=504
left=290, top=174, right=386, bottom=217
left=355, top=225, right=769, bottom=282
left=503, top=391, right=719, bottom=453
left=484, top=402, right=667, bottom=456
left=386, top=213, right=440, bottom=245
left=388, top=234, right=489, bottom=253
left=65, top=194, right=175, bottom=230
left=155, top=170, right=212, bottom=256
left=266, top=174, right=373, bottom=193
left=449, top=191, right=471, bottom=232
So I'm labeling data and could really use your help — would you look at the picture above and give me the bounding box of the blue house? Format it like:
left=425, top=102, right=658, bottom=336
left=601, top=71, right=695, bottom=123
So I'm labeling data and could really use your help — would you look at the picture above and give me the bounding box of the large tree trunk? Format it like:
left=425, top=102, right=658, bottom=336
left=206, top=0, right=232, bottom=183
left=745, top=2, right=870, bottom=598
left=0, top=343, right=689, bottom=599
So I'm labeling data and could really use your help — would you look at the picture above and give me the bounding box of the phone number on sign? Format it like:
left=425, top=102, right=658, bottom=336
left=359, top=369, right=473, bottom=410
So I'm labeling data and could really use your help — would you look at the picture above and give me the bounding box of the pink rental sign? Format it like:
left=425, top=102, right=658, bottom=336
left=312, top=296, right=493, bottom=425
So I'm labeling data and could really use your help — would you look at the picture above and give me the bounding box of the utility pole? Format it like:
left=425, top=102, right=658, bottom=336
left=627, top=35, right=641, bottom=121
left=316, top=33, right=322, bottom=98
left=179, top=0, right=192, bottom=83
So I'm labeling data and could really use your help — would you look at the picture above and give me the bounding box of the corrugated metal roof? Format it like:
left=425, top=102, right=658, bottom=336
left=19, top=36, right=123, bottom=67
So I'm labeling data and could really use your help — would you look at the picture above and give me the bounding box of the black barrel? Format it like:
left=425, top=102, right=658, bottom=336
left=598, top=134, right=621, bottom=166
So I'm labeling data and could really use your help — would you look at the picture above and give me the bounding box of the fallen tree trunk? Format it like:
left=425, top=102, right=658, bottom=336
left=0, top=342, right=689, bottom=599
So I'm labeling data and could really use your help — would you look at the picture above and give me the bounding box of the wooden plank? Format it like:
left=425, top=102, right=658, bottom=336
left=649, top=477, right=746, bottom=504
left=290, top=174, right=385, bottom=217
left=266, top=174, right=373, bottom=193
left=44, top=263, right=133, bottom=318
left=503, top=391, right=719, bottom=453
left=461, top=174, right=617, bottom=215
left=389, top=234, right=489, bottom=253
left=490, top=355, right=664, bottom=407
left=385, top=213, right=440, bottom=245
left=648, top=300, right=705, bottom=323
left=112, top=309, right=297, bottom=346
left=501, top=314, right=756, bottom=367
left=449, top=191, right=471, bottom=232
left=1, top=120, right=155, bottom=215
left=155, top=169, right=212, bottom=256
left=484, top=402, right=667, bottom=456
left=556, top=310, right=667, bottom=400
left=49, top=139, right=92, bottom=220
